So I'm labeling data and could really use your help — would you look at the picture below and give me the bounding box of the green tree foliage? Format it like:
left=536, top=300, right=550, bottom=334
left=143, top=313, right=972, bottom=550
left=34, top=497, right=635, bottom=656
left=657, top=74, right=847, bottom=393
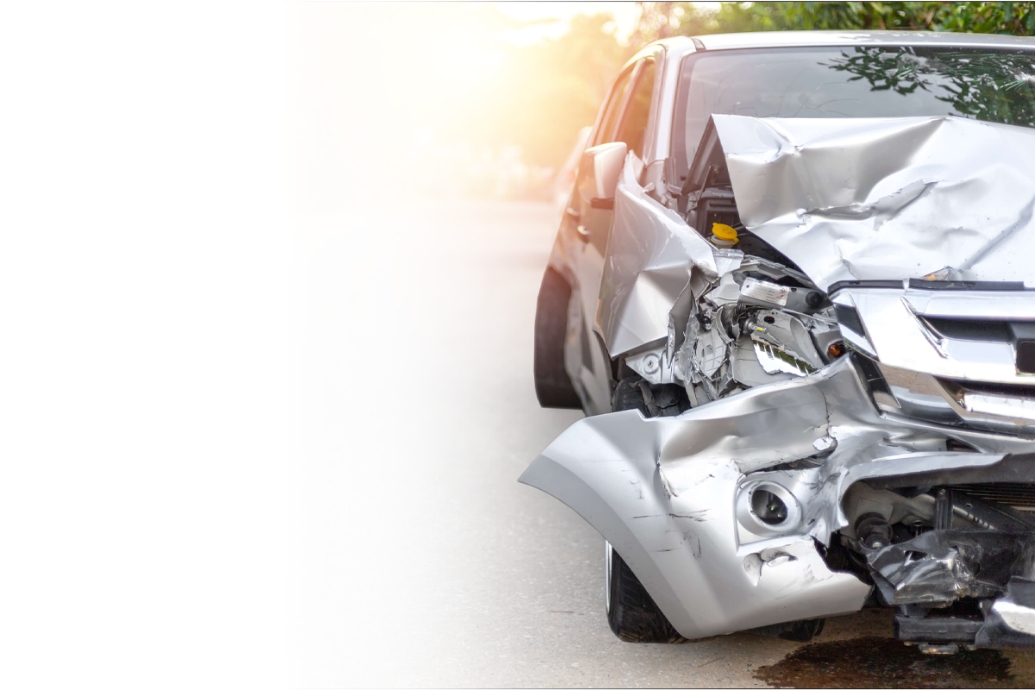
left=821, top=47, right=1035, bottom=125
left=786, top=2, right=1035, bottom=34
left=482, top=3, right=1035, bottom=172
left=631, top=2, right=1035, bottom=45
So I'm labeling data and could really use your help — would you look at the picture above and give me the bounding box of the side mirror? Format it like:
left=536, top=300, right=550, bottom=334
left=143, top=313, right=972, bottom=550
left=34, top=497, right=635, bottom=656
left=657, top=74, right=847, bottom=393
left=577, top=142, right=627, bottom=210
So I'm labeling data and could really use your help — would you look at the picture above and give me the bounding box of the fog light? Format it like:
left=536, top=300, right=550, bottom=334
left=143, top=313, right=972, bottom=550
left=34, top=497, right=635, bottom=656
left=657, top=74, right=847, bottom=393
left=736, top=482, right=802, bottom=536
left=751, top=489, right=788, bottom=524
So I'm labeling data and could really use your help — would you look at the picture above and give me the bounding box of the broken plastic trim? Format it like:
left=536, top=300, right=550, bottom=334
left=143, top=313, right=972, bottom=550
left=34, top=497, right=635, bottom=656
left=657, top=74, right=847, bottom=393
left=753, top=339, right=814, bottom=377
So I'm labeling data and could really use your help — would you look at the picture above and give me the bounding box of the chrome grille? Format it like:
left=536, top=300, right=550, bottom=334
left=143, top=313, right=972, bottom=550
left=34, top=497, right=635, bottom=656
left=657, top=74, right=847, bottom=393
left=956, top=483, right=1035, bottom=511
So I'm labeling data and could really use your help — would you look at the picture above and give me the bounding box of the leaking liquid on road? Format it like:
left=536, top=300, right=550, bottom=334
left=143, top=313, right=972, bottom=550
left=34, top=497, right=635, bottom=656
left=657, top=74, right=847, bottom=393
left=754, top=636, right=1016, bottom=688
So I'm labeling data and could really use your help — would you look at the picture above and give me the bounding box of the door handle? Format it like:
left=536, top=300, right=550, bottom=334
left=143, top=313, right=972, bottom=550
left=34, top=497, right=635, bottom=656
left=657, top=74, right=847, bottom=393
left=575, top=224, right=590, bottom=242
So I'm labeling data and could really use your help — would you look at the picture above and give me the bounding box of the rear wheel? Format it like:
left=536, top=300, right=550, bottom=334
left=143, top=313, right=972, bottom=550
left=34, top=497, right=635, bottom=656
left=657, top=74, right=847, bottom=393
left=533, top=268, right=581, bottom=409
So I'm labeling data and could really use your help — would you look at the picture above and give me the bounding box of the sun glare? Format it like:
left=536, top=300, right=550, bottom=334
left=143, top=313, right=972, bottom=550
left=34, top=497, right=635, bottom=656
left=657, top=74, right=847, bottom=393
left=292, top=2, right=639, bottom=209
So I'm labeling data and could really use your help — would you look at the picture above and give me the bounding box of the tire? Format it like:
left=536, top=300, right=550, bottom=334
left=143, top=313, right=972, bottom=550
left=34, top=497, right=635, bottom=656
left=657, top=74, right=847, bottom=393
left=612, top=376, right=688, bottom=417
left=606, top=542, right=685, bottom=643
left=533, top=268, right=581, bottom=409
left=611, top=377, right=648, bottom=416
left=608, top=375, right=822, bottom=642
left=605, top=376, right=686, bottom=643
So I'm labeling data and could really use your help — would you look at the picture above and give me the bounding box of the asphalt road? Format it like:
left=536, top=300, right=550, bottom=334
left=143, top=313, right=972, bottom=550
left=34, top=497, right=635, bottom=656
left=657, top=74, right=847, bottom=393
left=292, top=199, right=1035, bottom=688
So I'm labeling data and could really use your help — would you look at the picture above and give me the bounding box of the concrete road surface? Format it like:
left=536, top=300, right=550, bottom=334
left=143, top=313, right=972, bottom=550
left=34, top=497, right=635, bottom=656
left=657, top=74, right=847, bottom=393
left=292, top=199, right=1035, bottom=688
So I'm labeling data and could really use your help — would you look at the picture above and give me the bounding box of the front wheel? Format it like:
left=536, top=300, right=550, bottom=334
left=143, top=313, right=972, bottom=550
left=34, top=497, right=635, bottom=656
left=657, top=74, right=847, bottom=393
left=605, top=376, right=687, bottom=642
left=605, top=542, right=685, bottom=643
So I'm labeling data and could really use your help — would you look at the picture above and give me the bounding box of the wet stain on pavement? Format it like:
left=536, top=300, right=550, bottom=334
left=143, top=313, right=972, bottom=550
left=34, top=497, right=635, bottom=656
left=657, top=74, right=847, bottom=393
left=754, top=636, right=1017, bottom=688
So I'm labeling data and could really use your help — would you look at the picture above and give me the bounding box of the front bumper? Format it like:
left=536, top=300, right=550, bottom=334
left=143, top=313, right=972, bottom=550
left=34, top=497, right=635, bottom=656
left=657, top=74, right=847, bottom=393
left=521, top=356, right=1035, bottom=644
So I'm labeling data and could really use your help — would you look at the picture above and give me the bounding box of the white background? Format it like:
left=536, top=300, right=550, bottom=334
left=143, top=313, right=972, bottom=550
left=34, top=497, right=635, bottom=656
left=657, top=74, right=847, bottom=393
left=0, top=3, right=297, bottom=686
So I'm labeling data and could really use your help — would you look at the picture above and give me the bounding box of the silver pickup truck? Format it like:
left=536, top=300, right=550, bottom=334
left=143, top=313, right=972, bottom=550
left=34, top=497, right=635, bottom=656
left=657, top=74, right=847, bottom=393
left=527, top=30, right=1035, bottom=653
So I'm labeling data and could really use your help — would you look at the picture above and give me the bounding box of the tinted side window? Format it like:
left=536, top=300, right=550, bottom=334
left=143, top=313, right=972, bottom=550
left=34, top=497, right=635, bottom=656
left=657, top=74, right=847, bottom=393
left=615, top=60, right=655, bottom=159
left=594, top=67, right=635, bottom=146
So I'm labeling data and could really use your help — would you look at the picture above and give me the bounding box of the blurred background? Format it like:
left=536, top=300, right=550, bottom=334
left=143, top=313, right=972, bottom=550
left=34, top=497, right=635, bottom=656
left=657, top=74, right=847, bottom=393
left=292, top=1, right=1035, bottom=213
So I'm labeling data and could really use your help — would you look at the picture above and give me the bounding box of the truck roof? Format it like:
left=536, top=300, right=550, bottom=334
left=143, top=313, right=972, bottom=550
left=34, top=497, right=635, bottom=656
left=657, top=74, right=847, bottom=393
left=657, top=30, right=1035, bottom=54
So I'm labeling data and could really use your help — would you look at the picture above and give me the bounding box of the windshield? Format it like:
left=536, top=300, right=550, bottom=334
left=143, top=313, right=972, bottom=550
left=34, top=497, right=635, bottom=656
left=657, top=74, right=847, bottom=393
left=674, top=46, right=1035, bottom=175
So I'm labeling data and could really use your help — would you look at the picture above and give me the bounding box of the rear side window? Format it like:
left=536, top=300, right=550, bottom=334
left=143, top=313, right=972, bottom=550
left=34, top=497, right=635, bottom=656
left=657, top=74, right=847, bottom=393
left=615, top=60, right=656, bottom=159
left=594, top=67, right=635, bottom=146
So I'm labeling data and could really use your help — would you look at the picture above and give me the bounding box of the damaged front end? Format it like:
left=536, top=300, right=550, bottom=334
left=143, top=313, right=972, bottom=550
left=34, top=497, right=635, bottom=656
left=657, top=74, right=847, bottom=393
left=524, top=115, right=1035, bottom=650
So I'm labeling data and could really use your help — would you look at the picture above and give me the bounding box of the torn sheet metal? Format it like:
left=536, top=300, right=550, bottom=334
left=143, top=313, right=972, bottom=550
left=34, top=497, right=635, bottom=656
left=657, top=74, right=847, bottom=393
left=591, top=149, right=842, bottom=403
left=867, top=530, right=1034, bottom=605
left=595, top=158, right=728, bottom=357
left=711, top=115, right=1035, bottom=292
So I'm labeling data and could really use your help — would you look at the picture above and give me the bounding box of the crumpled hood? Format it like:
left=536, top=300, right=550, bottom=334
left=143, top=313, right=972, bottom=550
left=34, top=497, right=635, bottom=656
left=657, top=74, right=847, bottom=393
left=711, top=114, right=1035, bottom=292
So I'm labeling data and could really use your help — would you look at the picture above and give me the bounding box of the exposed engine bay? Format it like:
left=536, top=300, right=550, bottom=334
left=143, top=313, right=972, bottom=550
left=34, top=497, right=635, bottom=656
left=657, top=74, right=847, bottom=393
left=526, top=114, right=1035, bottom=652
left=625, top=256, right=842, bottom=407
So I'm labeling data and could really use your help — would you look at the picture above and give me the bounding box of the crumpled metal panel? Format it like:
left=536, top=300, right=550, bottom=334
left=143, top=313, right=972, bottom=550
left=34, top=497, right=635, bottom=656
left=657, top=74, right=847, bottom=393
left=712, top=115, right=1035, bottom=292
left=867, top=530, right=1030, bottom=605
left=519, top=415, right=871, bottom=639
left=596, top=159, right=727, bottom=357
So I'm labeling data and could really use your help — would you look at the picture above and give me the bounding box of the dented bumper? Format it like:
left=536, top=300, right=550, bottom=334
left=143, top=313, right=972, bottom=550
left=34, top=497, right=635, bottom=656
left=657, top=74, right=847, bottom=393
left=522, top=356, right=1035, bottom=642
